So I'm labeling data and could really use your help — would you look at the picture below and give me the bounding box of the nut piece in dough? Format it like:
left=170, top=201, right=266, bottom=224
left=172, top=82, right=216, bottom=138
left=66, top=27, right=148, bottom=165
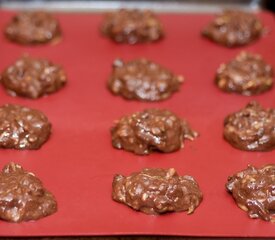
left=223, top=101, right=275, bottom=151
left=111, top=109, right=198, bottom=155
left=5, top=11, right=61, bottom=45
left=101, top=9, right=164, bottom=44
left=1, top=55, right=67, bottom=99
left=0, top=104, right=51, bottom=150
left=226, top=164, right=275, bottom=222
left=216, top=52, right=273, bottom=96
left=113, top=168, right=203, bottom=215
left=108, top=58, right=183, bottom=102
left=0, top=162, right=57, bottom=222
left=202, top=10, right=264, bottom=47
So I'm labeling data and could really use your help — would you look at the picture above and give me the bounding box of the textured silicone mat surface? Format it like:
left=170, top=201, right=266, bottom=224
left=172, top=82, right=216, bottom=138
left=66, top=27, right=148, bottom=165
left=0, top=10, right=274, bottom=237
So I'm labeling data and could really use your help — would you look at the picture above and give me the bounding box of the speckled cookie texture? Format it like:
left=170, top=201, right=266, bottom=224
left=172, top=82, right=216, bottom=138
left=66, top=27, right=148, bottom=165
left=5, top=11, right=61, bottom=45
left=0, top=162, right=57, bottom=222
left=101, top=9, right=164, bottom=44
left=216, top=52, right=273, bottom=96
left=202, top=10, right=264, bottom=47
left=113, top=168, right=203, bottom=215
left=224, top=101, right=275, bottom=151
left=111, top=109, right=198, bottom=155
left=226, top=164, right=275, bottom=222
left=108, top=58, right=183, bottom=102
left=0, top=104, right=51, bottom=150
left=1, top=55, right=67, bottom=99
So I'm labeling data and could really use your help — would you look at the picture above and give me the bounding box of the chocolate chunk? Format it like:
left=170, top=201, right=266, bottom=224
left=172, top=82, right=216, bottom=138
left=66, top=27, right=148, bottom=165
left=0, top=162, right=57, bottom=222
left=1, top=55, right=67, bottom=99
left=101, top=9, right=164, bottom=44
left=226, top=164, right=275, bottom=222
left=202, top=10, right=263, bottom=47
left=113, top=168, right=203, bottom=215
left=216, top=52, right=273, bottom=96
left=111, top=109, right=198, bottom=155
left=5, top=11, right=61, bottom=45
left=0, top=104, right=51, bottom=150
left=224, top=101, right=275, bottom=151
left=108, top=58, right=183, bottom=101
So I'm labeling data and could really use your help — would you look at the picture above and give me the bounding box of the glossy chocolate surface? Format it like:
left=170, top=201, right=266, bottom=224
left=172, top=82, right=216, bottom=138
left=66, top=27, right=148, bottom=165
left=224, top=101, right=275, bottom=151
left=113, top=168, right=203, bottom=215
left=108, top=58, right=183, bottom=101
left=226, top=164, right=275, bottom=222
left=0, top=162, right=57, bottom=222
left=101, top=9, right=164, bottom=44
left=0, top=104, right=51, bottom=149
left=111, top=109, right=198, bottom=155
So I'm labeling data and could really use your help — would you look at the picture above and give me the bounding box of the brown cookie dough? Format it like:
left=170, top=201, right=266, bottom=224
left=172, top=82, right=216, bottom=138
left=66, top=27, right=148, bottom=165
left=0, top=162, right=57, bottom=222
left=216, top=52, right=273, bottom=96
left=5, top=11, right=61, bottom=45
left=108, top=58, right=183, bottom=101
left=101, top=9, right=164, bottom=44
left=202, top=10, right=264, bottom=47
left=226, top=164, right=275, bottom=222
left=111, top=109, right=198, bottom=155
left=112, top=168, right=203, bottom=215
left=1, top=55, right=67, bottom=99
left=0, top=104, right=51, bottom=150
left=224, top=101, right=275, bottom=151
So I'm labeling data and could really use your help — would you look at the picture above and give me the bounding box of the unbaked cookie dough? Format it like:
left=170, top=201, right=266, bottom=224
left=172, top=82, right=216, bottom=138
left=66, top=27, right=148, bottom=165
left=226, top=164, right=275, bottom=222
left=216, top=52, right=273, bottom=96
left=0, top=104, right=51, bottom=150
left=0, top=162, right=57, bottom=222
left=224, top=101, right=275, bottom=151
left=108, top=58, right=183, bottom=101
left=113, top=168, right=203, bottom=215
left=1, top=55, right=67, bottom=99
left=5, top=11, right=61, bottom=45
left=202, top=10, right=264, bottom=47
left=111, top=109, right=198, bottom=155
left=101, top=9, right=164, bottom=44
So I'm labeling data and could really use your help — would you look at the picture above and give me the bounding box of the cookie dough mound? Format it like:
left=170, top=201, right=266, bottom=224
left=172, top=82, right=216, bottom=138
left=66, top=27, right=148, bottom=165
left=202, top=10, right=263, bottom=47
left=216, top=52, right=273, bottom=96
left=226, top=164, right=275, bottom=222
left=113, top=168, right=203, bottom=215
left=111, top=109, right=198, bottom=155
left=108, top=58, right=183, bottom=101
left=224, top=101, right=275, bottom=151
left=0, top=162, right=57, bottom=222
left=5, top=11, right=61, bottom=45
left=101, top=9, right=164, bottom=44
left=1, top=55, right=67, bottom=99
left=0, top=104, right=51, bottom=150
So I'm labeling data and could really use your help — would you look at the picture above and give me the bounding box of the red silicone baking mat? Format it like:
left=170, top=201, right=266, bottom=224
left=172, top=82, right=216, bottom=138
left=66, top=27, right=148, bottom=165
left=0, top=10, right=274, bottom=237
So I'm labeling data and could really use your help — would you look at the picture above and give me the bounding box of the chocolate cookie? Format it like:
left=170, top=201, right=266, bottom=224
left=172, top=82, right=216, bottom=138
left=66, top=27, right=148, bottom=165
left=0, top=104, right=51, bottom=150
left=5, top=11, right=61, bottom=45
left=1, top=55, right=67, bottom=99
left=202, top=10, right=263, bottom=47
left=113, top=168, right=202, bottom=215
left=223, top=101, right=275, bottom=151
left=111, top=109, right=198, bottom=155
left=101, top=9, right=164, bottom=44
left=108, top=58, right=183, bottom=101
left=216, top=52, right=273, bottom=96
left=226, top=164, right=275, bottom=222
left=0, top=162, right=57, bottom=222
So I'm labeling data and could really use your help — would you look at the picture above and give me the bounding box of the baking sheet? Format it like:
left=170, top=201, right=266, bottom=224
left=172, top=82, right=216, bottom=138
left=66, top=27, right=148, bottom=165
left=0, top=10, right=274, bottom=237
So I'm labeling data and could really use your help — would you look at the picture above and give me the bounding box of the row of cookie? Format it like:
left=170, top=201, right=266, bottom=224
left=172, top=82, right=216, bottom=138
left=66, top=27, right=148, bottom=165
left=0, top=162, right=273, bottom=223
left=4, top=9, right=265, bottom=48
left=111, top=101, right=275, bottom=154
left=1, top=50, right=273, bottom=100
left=0, top=98, right=273, bottom=153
